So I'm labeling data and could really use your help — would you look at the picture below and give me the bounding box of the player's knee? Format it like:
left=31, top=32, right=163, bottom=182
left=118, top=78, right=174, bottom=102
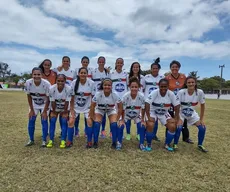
left=166, top=118, right=176, bottom=132
left=146, top=121, right=154, bottom=132
left=87, top=118, right=93, bottom=127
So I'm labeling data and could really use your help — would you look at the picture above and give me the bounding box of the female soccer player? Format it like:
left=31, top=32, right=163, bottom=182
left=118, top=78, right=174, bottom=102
left=89, top=78, right=123, bottom=149
left=174, top=76, right=208, bottom=152
left=91, top=56, right=110, bottom=138
left=25, top=67, right=51, bottom=147
left=66, top=67, right=95, bottom=148
left=122, top=77, right=146, bottom=150
left=142, top=58, right=164, bottom=141
left=145, top=79, right=180, bottom=151
left=125, top=62, right=144, bottom=141
left=46, top=74, right=71, bottom=148
left=54, top=56, right=75, bottom=85
left=165, top=60, right=193, bottom=144
left=38, top=59, right=57, bottom=85
left=74, top=56, right=93, bottom=137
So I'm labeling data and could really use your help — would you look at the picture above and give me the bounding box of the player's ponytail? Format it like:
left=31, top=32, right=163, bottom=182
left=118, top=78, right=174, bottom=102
left=151, top=57, right=161, bottom=69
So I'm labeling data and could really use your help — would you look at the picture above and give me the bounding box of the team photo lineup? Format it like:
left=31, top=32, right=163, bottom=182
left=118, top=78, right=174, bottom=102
left=24, top=56, right=207, bottom=152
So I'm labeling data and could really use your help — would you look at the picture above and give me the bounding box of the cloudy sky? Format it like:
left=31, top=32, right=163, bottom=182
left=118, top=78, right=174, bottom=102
left=0, top=0, right=230, bottom=79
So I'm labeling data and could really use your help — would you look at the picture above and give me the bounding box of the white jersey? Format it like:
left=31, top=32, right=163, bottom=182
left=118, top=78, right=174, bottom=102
left=92, top=91, right=121, bottom=111
left=25, top=79, right=50, bottom=109
left=75, top=67, right=94, bottom=79
left=53, top=68, right=75, bottom=86
left=145, top=89, right=179, bottom=116
left=142, top=74, right=164, bottom=98
left=92, top=68, right=110, bottom=91
left=49, top=84, right=72, bottom=112
left=177, top=89, right=205, bottom=118
left=122, top=91, right=145, bottom=120
left=70, top=79, right=95, bottom=113
left=110, top=70, right=128, bottom=98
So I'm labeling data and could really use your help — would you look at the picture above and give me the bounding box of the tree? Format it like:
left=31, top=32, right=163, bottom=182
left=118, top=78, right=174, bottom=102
left=164, top=71, right=171, bottom=76
left=0, top=62, right=11, bottom=83
left=199, top=78, right=219, bottom=92
left=10, top=73, right=21, bottom=87
left=141, top=69, right=151, bottom=76
left=21, top=72, right=31, bottom=83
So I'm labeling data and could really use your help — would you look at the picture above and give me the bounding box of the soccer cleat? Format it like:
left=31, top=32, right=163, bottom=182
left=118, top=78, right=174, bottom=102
left=136, top=134, right=140, bottom=141
left=184, top=138, right=194, bottom=144
left=46, top=140, right=53, bottom=148
left=100, top=131, right=106, bottom=138
left=198, top=145, right=208, bottom=153
left=126, top=134, right=131, bottom=141
left=116, top=142, right=122, bottom=150
left=93, top=142, right=98, bottom=149
left=86, top=142, right=92, bottom=149
left=66, top=141, right=73, bottom=148
left=153, top=136, right=160, bottom=142
left=146, top=144, right=152, bottom=151
left=25, top=140, right=34, bottom=147
left=139, top=144, right=146, bottom=151
left=41, top=141, right=46, bottom=148
left=165, top=144, right=174, bottom=152
left=111, top=142, right=116, bottom=149
left=60, top=140, right=66, bottom=148
left=173, top=144, right=178, bottom=150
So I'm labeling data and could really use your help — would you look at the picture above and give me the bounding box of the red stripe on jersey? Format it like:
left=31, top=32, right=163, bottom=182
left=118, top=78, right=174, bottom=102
left=164, top=103, right=171, bottom=107
left=191, top=102, right=198, bottom=106
left=84, top=93, right=91, bottom=96
left=66, top=77, right=73, bottom=81
left=88, top=74, right=92, bottom=78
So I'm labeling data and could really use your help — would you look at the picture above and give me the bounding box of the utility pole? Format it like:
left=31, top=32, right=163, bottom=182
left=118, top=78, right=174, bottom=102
left=219, top=65, right=225, bottom=95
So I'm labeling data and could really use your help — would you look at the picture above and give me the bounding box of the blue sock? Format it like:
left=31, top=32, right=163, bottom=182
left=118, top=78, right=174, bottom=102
left=138, top=123, right=145, bottom=145
left=152, top=120, right=158, bottom=138
left=125, top=119, right=131, bottom=134
left=174, top=125, right=183, bottom=144
left=67, top=127, right=74, bottom=142
left=165, top=130, right=175, bottom=145
left=86, top=124, right=93, bottom=143
left=137, top=122, right=141, bottom=135
left=60, top=117, right=68, bottom=141
left=117, top=124, right=124, bottom=143
left=41, top=119, right=48, bottom=142
left=74, top=115, right=80, bottom=136
left=28, top=116, right=36, bottom=141
left=101, top=114, right=106, bottom=132
left=49, top=117, right=57, bottom=141
left=59, top=115, right=62, bottom=131
left=110, top=122, right=117, bottom=143
left=93, top=122, right=100, bottom=143
left=197, top=125, right=206, bottom=146
left=146, top=131, right=153, bottom=146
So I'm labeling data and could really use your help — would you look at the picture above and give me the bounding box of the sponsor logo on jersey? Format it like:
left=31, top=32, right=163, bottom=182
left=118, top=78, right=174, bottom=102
left=115, top=83, right=125, bottom=92
left=97, top=83, right=101, bottom=90
left=155, top=108, right=166, bottom=115
left=127, top=111, right=138, bottom=118
left=33, top=98, right=45, bottom=105
left=182, top=108, right=194, bottom=117
left=148, top=87, right=157, bottom=94
left=76, top=97, right=86, bottom=107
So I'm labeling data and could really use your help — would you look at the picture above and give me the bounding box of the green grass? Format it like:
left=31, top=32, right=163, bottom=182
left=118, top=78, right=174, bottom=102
left=0, top=91, right=230, bottom=192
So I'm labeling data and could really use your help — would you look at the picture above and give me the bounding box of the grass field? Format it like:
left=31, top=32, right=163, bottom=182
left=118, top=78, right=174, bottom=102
left=0, top=91, right=230, bottom=192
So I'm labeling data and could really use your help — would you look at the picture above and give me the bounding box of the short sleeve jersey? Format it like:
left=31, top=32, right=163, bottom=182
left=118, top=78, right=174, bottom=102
left=177, top=89, right=205, bottom=117
left=122, top=91, right=145, bottom=119
left=92, top=68, right=110, bottom=91
left=145, top=89, right=180, bottom=116
left=25, top=78, right=51, bottom=109
left=49, top=84, right=71, bottom=111
left=165, top=73, right=186, bottom=95
left=110, top=70, right=128, bottom=98
left=53, top=68, right=75, bottom=86
left=142, top=74, right=164, bottom=98
left=92, top=91, right=121, bottom=111
left=70, top=79, right=95, bottom=113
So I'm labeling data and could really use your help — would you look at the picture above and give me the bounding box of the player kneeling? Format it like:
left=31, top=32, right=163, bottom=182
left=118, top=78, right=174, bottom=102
left=46, top=74, right=71, bottom=148
left=88, top=78, right=123, bottom=149
left=145, top=79, right=180, bottom=152
left=173, top=76, right=208, bottom=152
left=121, top=77, right=146, bottom=151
